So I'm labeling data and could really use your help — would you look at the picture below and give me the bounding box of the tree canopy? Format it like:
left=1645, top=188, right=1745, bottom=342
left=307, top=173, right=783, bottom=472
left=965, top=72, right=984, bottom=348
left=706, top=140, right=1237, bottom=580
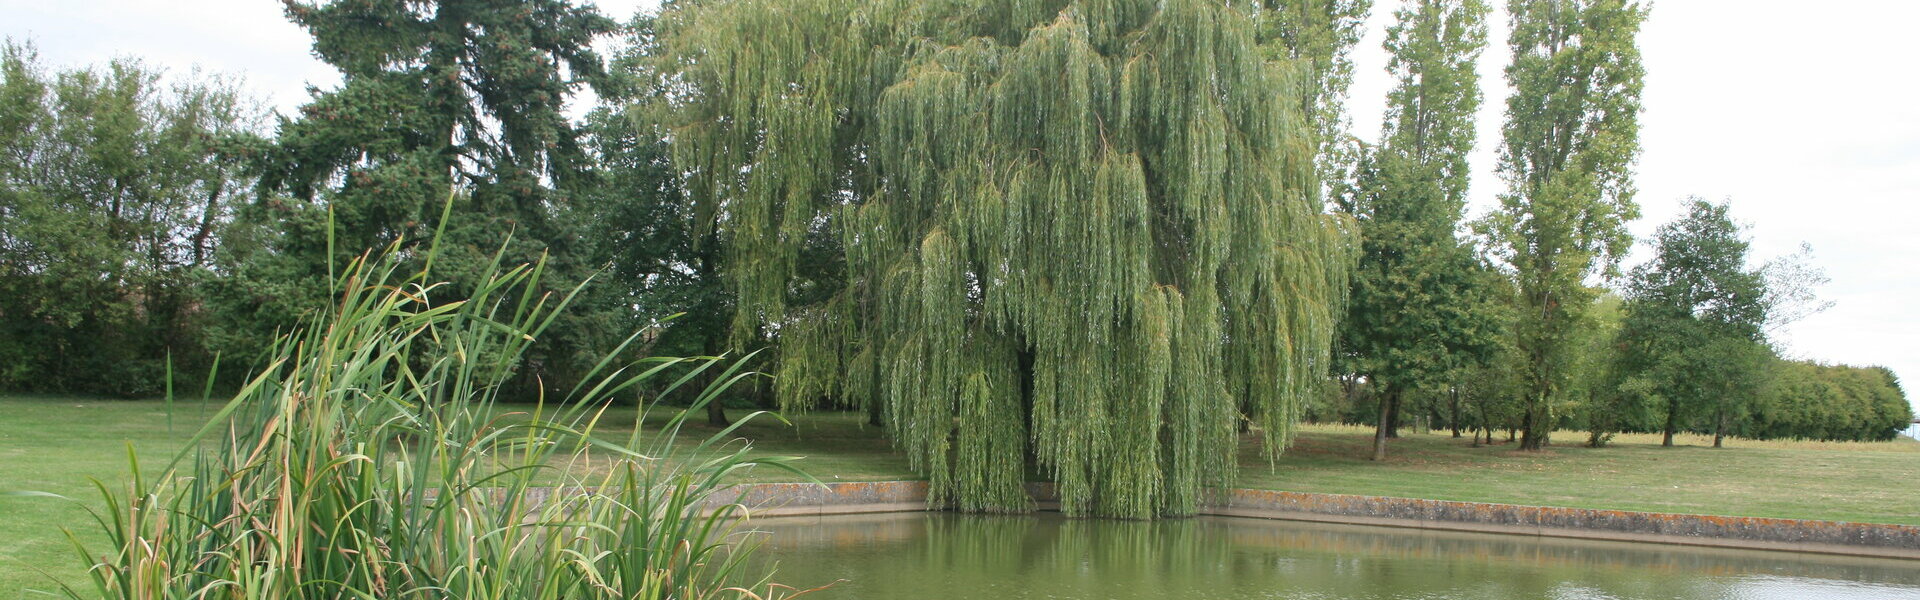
left=1618, top=199, right=1771, bottom=447
left=1481, top=0, right=1646, bottom=450
left=0, top=43, right=259, bottom=395
left=1756, top=361, right=1912, bottom=442
left=242, top=0, right=620, bottom=392
left=1338, top=0, right=1502, bottom=461
left=655, top=0, right=1353, bottom=517
left=8, top=0, right=1916, bottom=520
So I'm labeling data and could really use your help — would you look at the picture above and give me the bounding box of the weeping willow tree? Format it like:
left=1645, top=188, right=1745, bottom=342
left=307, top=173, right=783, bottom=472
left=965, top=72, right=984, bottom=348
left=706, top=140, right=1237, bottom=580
left=656, top=0, right=1351, bottom=518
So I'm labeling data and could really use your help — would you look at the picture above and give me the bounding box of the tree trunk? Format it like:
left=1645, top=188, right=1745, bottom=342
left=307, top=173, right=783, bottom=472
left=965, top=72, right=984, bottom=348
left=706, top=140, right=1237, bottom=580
left=1519, top=409, right=1536, bottom=450
left=1474, top=402, right=1490, bottom=447
left=1713, top=410, right=1725, bottom=448
left=702, top=329, right=731, bottom=427
left=1449, top=388, right=1463, bottom=438
left=1384, top=391, right=1402, bottom=439
left=1662, top=396, right=1679, bottom=447
left=1018, top=345, right=1038, bottom=469
left=1371, top=387, right=1397, bottom=461
left=1519, top=390, right=1551, bottom=451
left=697, top=250, right=731, bottom=428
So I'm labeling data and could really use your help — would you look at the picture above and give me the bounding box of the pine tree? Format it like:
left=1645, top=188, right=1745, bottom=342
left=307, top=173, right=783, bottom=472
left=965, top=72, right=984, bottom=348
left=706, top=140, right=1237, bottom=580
left=1481, top=0, right=1647, bottom=451
left=1339, top=0, right=1501, bottom=461
left=249, top=0, right=617, bottom=392
left=655, top=0, right=1353, bottom=518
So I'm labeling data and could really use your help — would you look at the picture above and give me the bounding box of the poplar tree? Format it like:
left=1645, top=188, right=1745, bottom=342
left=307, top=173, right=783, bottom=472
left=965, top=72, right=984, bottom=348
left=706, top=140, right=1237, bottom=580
left=1758, top=362, right=1913, bottom=442
left=1481, top=0, right=1646, bottom=450
left=656, top=0, right=1352, bottom=518
left=1256, top=0, right=1373, bottom=182
left=1339, top=0, right=1499, bottom=461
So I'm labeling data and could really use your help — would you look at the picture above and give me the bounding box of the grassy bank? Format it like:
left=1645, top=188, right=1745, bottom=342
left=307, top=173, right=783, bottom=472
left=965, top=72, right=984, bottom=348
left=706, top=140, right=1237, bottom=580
left=1241, top=423, right=1919, bottom=527
left=4, top=396, right=1916, bottom=596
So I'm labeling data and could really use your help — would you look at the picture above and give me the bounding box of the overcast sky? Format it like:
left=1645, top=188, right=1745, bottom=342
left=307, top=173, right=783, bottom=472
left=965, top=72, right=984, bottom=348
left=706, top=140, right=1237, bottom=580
left=6, top=1, right=1917, bottom=414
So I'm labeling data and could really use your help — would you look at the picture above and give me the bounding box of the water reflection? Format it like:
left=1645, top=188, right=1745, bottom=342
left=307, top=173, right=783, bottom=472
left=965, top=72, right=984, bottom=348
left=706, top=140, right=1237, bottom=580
left=747, top=512, right=1920, bottom=599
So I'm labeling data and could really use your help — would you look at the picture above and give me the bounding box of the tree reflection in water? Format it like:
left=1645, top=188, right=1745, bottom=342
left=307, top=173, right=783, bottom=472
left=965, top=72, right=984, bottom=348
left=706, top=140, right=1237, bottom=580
left=744, top=512, right=1920, bottom=599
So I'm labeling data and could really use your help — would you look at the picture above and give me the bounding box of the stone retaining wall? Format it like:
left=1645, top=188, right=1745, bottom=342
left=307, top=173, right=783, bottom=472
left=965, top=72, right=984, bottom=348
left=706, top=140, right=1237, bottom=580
left=1209, top=488, right=1920, bottom=559
left=712, top=481, right=930, bottom=517
left=707, top=480, right=1920, bottom=560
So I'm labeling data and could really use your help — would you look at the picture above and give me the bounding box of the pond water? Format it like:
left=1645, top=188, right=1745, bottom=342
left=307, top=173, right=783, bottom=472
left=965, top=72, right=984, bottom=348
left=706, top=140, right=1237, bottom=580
left=747, top=512, right=1920, bottom=599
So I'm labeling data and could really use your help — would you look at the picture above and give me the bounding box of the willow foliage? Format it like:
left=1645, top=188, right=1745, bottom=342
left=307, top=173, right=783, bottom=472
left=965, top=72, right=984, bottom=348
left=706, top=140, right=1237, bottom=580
left=657, top=0, right=1351, bottom=517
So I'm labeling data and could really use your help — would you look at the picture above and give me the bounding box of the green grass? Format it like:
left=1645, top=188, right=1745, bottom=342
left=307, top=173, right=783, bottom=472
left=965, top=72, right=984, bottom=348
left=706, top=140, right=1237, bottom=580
left=5, top=396, right=1917, bottom=596
left=0, top=396, right=915, bottom=598
left=1241, top=423, right=1920, bottom=526
left=595, top=408, right=918, bottom=483
left=3, top=243, right=812, bottom=600
left=0, top=396, right=221, bottom=599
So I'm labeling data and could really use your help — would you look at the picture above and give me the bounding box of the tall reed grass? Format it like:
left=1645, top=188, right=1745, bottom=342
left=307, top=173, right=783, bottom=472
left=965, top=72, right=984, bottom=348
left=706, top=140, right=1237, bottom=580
left=25, top=243, right=811, bottom=599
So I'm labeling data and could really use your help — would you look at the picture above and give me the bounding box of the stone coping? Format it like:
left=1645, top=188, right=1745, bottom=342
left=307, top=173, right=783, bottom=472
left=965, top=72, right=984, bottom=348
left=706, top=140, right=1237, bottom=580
left=688, top=480, right=1920, bottom=560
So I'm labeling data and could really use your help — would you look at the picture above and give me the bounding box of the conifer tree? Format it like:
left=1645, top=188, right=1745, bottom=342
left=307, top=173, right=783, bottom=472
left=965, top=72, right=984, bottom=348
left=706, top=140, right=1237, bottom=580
left=263, top=0, right=614, bottom=253
left=656, top=0, right=1352, bottom=517
left=1481, top=0, right=1646, bottom=451
left=1339, top=0, right=1501, bottom=461
left=248, top=0, right=617, bottom=391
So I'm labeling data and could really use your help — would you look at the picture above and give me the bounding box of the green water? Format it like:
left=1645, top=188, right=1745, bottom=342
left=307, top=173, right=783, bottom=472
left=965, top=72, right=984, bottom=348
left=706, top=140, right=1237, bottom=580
left=748, top=512, right=1920, bottom=599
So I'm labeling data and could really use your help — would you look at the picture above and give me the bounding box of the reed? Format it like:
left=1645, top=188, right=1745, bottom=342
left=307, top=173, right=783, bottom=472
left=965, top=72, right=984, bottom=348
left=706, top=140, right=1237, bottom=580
left=27, top=241, right=811, bottom=600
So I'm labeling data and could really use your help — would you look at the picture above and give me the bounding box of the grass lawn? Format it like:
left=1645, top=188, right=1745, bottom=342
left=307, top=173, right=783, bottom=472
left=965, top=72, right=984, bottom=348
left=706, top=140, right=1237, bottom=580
left=1243, top=423, right=1919, bottom=526
left=3, top=396, right=1916, bottom=596
left=0, top=396, right=224, bottom=598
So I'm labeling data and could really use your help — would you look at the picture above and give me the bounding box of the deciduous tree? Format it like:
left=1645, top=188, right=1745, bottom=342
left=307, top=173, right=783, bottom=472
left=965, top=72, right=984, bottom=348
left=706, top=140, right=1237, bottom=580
left=656, top=0, right=1353, bottom=517
left=1339, top=0, right=1501, bottom=461
left=0, top=42, right=260, bottom=395
left=1618, top=199, right=1770, bottom=448
left=1481, top=0, right=1647, bottom=451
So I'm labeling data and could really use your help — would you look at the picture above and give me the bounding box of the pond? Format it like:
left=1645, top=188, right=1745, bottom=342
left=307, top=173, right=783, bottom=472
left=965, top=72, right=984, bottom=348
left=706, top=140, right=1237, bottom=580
left=748, top=512, right=1920, bottom=599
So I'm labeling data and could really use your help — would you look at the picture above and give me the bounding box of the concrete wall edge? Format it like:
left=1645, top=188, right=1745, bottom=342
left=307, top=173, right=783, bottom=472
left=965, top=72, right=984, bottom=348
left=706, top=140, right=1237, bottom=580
left=695, top=480, right=1920, bottom=561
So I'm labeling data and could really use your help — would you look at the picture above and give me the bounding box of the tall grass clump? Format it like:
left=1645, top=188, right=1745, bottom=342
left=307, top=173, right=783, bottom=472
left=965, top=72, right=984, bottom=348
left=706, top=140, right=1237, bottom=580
left=26, top=242, right=809, bottom=600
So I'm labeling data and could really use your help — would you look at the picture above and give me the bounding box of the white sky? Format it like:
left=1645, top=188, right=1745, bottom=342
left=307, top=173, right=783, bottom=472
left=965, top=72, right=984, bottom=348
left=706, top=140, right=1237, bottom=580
left=6, top=0, right=1916, bottom=414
